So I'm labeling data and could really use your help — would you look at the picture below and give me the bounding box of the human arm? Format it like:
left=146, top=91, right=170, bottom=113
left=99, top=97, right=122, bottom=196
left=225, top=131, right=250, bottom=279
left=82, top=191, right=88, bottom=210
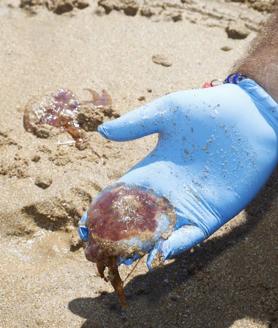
left=79, top=9, right=278, bottom=269
left=235, top=7, right=278, bottom=101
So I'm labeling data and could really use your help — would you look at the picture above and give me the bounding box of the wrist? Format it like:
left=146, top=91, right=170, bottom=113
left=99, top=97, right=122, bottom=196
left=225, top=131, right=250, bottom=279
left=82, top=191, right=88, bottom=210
left=237, top=78, right=278, bottom=129
left=236, top=64, right=278, bottom=103
left=213, top=73, right=278, bottom=128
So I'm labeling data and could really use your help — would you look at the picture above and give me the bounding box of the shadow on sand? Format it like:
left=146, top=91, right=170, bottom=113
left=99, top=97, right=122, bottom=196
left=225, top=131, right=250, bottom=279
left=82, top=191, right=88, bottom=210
left=69, top=170, right=278, bottom=328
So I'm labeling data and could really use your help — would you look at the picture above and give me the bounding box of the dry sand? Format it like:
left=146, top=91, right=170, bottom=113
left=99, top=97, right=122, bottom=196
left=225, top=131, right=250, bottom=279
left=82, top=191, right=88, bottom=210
left=0, top=1, right=277, bottom=327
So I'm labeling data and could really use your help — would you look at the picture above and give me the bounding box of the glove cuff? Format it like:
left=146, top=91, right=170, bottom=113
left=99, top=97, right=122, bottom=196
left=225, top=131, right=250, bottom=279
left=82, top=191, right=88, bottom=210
left=238, top=78, right=278, bottom=129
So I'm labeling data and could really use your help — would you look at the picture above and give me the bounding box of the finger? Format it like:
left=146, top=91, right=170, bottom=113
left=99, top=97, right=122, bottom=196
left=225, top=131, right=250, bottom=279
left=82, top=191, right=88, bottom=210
left=98, top=96, right=169, bottom=141
left=78, top=212, right=89, bottom=241
left=118, top=253, right=141, bottom=266
left=147, top=225, right=205, bottom=270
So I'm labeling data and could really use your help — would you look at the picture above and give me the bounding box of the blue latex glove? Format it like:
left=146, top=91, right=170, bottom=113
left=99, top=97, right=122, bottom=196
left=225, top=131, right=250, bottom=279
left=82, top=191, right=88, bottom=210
left=79, top=79, right=278, bottom=270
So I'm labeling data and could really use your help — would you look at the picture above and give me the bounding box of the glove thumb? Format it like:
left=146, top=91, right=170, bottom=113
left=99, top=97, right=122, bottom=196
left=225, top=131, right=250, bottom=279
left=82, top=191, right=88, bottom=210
left=147, top=225, right=205, bottom=270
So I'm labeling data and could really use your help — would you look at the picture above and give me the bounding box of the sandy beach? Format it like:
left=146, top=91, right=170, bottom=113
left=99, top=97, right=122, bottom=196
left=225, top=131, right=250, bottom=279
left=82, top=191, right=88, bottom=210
left=0, top=1, right=277, bottom=327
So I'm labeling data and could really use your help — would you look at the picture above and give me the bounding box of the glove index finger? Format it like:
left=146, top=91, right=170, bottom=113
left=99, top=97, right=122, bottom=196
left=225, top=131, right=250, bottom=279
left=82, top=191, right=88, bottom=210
left=98, top=96, right=169, bottom=142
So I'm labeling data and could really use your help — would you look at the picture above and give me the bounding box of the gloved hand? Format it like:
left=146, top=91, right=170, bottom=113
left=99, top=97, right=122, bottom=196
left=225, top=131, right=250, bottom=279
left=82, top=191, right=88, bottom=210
left=79, top=79, right=278, bottom=269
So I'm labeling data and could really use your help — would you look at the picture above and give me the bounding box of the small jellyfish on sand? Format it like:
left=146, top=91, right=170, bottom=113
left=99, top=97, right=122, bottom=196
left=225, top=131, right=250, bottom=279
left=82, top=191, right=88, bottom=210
left=84, top=183, right=176, bottom=307
left=23, top=88, right=112, bottom=149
